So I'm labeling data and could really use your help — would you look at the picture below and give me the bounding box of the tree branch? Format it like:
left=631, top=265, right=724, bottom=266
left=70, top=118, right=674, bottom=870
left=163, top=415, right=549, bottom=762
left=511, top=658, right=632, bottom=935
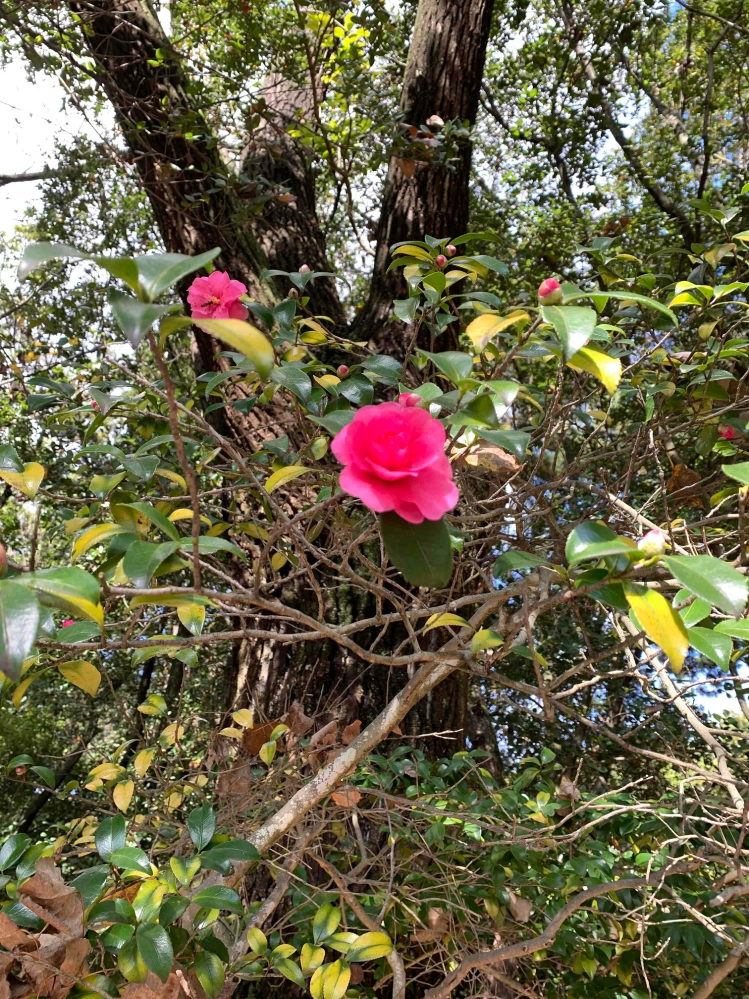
left=0, top=169, right=57, bottom=188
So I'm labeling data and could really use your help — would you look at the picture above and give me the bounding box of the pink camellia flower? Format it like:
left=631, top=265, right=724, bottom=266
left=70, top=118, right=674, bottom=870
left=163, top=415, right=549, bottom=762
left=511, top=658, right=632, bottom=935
left=331, top=402, right=459, bottom=524
left=398, top=392, right=421, bottom=408
left=538, top=277, right=564, bottom=305
left=719, top=425, right=736, bottom=440
left=62, top=619, right=75, bottom=628
left=637, top=528, right=667, bottom=558
left=187, top=271, right=248, bottom=321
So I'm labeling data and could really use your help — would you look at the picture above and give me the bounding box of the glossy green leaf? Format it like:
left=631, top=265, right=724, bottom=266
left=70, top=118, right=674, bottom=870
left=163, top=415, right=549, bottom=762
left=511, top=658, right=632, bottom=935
left=564, top=289, right=677, bottom=325
left=123, top=540, right=182, bottom=588
left=566, top=522, right=629, bottom=567
left=109, top=847, right=152, bottom=875
left=419, top=349, right=474, bottom=384
left=493, top=550, right=554, bottom=576
left=194, top=950, right=225, bottom=998
left=688, top=627, right=732, bottom=671
left=95, top=815, right=127, bottom=862
left=475, top=429, right=530, bottom=461
left=0, top=580, right=40, bottom=681
left=191, top=886, right=243, bottom=915
left=275, top=958, right=305, bottom=988
left=0, top=834, right=31, bottom=872
left=662, top=555, right=749, bottom=617
left=542, top=305, right=597, bottom=360
left=136, top=922, right=174, bottom=983
left=118, top=937, right=148, bottom=984
left=380, top=512, right=453, bottom=588
left=135, top=248, right=221, bottom=300
left=313, top=903, right=342, bottom=944
left=187, top=802, right=216, bottom=851
left=109, top=292, right=172, bottom=349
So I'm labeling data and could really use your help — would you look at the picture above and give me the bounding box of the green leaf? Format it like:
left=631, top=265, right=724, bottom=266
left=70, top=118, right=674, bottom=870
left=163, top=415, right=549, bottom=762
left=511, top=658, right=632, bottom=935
left=346, top=931, right=393, bottom=963
left=194, top=318, right=274, bottom=380
left=187, top=802, right=216, bottom=851
left=688, top=627, right=732, bottom=671
left=118, top=937, right=148, bottom=983
left=0, top=580, right=40, bottom=681
left=123, top=540, right=182, bottom=588
left=271, top=365, right=313, bottom=404
left=118, top=503, right=180, bottom=541
left=722, top=462, right=749, bottom=485
left=159, top=895, right=191, bottom=927
left=0, top=834, right=31, bottom=872
left=313, top=903, right=342, bottom=944
left=31, top=765, right=56, bottom=788
left=18, top=241, right=88, bottom=281
left=194, top=950, right=225, bottom=998
left=88, top=899, right=136, bottom=926
left=541, top=305, right=597, bottom=360
left=475, top=429, right=530, bottom=461
left=70, top=865, right=110, bottom=907
left=17, top=567, right=103, bottom=628
left=246, top=928, right=267, bottom=955
left=136, top=922, right=173, bottom=983
left=380, top=512, right=453, bottom=588
left=493, top=550, right=553, bottom=576
left=199, top=840, right=260, bottom=873
left=361, top=355, right=402, bottom=384
left=679, top=597, right=712, bottom=627
left=566, top=522, right=631, bottom=567
left=564, top=289, right=677, bottom=326
left=419, top=349, right=474, bottom=384
left=713, top=619, right=749, bottom=640
left=191, top=886, right=243, bottom=915
left=662, top=555, right=749, bottom=617
left=108, top=292, right=172, bottom=349
left=624, top=583, right=689, bottom=672
left=135, top=248, right=221, bottom=300
left=339, top=373, right=374, bottom=407
left=470, top=629, right=503, bottom=653
left=109, top=847, right=152, bottom=875
left=309, top=410, right=355, bottom=435
left=275, top=958, right=305, bottom=988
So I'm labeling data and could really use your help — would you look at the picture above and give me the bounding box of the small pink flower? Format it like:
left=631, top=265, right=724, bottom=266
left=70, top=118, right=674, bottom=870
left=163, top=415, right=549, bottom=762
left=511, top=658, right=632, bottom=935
left=331, top=402, right=459, bottom=524
left=719, top=425, right=736, bottom=440
left=187, top=271, right=248, bottom=321
left=398, top=393, right=421, bottom=408
left=637, top=529, right=667, bottom=558
left=62, top=619, right=75, bottom=628
left=538, top=278, right=563, bottom=305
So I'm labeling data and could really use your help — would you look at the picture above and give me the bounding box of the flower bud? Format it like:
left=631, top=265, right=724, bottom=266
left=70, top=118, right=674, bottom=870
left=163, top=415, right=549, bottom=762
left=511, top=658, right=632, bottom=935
left=62, top=619, right=75, bottom=628
left=299, top=264, right=311, bottom=274
left=637, top=528, right=667, bottom=558
left=15, top=766, right=26, bottom=777
left=288, top=288, right=300, bottom=299
left=719, top=425, right=736, bottom=440
left=434, top=254, right=447, bottom=269
left=0, top=543, right=7, bottom=579
left=398, top=392, right=421, bottom=408
left=446, top=244, right=457, bottom=257
left=337, top=365, right=350, bottom=378
left=425, top=114, right=444, bottom=129
left=538, top=278, right=563, bottom=305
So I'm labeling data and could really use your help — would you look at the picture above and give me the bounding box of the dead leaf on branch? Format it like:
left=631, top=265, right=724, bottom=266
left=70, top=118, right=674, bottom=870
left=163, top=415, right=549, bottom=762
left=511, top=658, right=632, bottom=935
left=463, top=445, right=521, bottom=476
left=667, top=464, right=707, bottom=509
left=508, top=891, right=533, bottom=923
left=18, top=859, right=84, bottom=938
left=341, top=719, right=361, bottom=745
left=121, top=972, right=182, bottom=999
left=307, top=720, right=338, bottom=769
left=395, top=157, right=416, bottom=178
left=411, top=907, right=449, bottom=943
left=331, top=787, right=362, bottom=808
left=241, top=720, right=279, bottom=756
left=285, top=701, right=314, bottom=737
left=0, top=913, right=35, bottom=951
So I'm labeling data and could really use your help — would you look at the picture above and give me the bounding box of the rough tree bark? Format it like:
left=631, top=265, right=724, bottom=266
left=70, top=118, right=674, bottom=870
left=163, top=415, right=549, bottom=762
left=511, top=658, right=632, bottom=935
left=358, top=0, right=496, bottom=353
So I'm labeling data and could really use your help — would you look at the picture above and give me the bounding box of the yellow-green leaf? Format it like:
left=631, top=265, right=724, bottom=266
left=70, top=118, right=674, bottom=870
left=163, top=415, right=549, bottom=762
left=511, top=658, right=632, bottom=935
left=113, top=780, right=134, bottom=813
left=466, top=310, right=529, bottom=351
left=170, top=855, right=201, bottom=887
left=322, top=960, right=350, bottom=999
left=271, top=552, right=287, bottom=571
left=301, top=943, right=325, bottom=972
left=423, top=613, right=472, bottom=634
left=218, top=727, right=244, bottom=739
left=567, top=347, right=622, bottom=394
left=167, top=508, right=211, bottom=525
left=89, top=762, right=125, bottom=780
left=177, top=602, right=205, bottom=636
left=58, top=659, right=101, bottom=696
left=72, top=523, right=129, bottom=563
left=346, top=931, right=393, bottom=963
left=155, top=468, right=187, bottom=491
left=624, top=583, right=689, bottom=672
left=194, top=318, right=274, bottom=380
left=133, top=748, right=155, bottom=777
left=246, top=928, right=267, bottom=955
left=0, top=462, right=45, bottom=499
left=392, top=244, right=433, bottom=260
left=264, top=465, right=310, bottom=494
left=13, top=674, right=35, bottom=709
left=259, top=740, right=276, bottom=766
left=231, top=708, right=254, bottom=729
left=470, top=628, right=503, bottom=653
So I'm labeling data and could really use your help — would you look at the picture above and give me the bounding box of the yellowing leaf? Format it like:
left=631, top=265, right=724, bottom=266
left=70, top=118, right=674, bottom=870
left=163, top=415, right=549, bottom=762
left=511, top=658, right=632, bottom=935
left=193, top=318, right=274, bottom=380
left=392, top=244, right=433, bottom=261
left=218, top=727, right=245, bottom=739
left=311, top=436, right=328, bottom=459
left=133, top=748, right=155, bottom=777
left=160, top=723, right=184, bottom=747
left=470, top=628, right=503, bottom=653
left=72, top=523, right=129, bottom=562
left=231, top=708, right=254, bottom=728
left=423, top=613, right=472, bottom=634
left=65, top=517, right=91, bottom=535
left=322, top=960, right=350, bottom=999
left=624, top=583, right=689, bottom=672
left=314, top=374, right=340, bottom=389
left=113, top=780, right=134, bottom=813
left=13, top=674, right=35, bottom=709
left=155, top=468, right=187, bottom=491
left=0, top=462, right=45, bottom=499
left=170, top=855, right=201, bottom=887
left=271, top=552, right=287, bottom=571
left=466, top=310, right=529, bottom=351
left=167, top=509, right=211, bottom=525
left=264, top=464, right=310, bottom=494
left=177, top=601, right=205, bottom=635
left=89, top=762, right=125, bottom=780
left=567, top=347, right=622, bottom=394
left=58, top=659, right=101, bottom=696
left=259, top=740, right=276, bottom=766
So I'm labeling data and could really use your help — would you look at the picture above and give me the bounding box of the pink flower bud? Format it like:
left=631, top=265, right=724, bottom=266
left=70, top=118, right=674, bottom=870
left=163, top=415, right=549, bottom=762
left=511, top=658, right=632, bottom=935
left=434, top=254, right=447, bottom=269
left=62, top=619, right=75, bottom=628
left=446, top=244, right=457, bottom=257
left=15, top=766, right=26, bottom=777
left=398, top=392, right=421, bottom=408
left=637, top=528, right=667, bottom=558
left=299, top=264, right=311, bottom=274
left=337, top=365, right=349, bottom=378
left=91, top=400, right=98, bottom=409
left=538, top=278, right=564, bottom=305
left=719, top=425, right=736, bottom=440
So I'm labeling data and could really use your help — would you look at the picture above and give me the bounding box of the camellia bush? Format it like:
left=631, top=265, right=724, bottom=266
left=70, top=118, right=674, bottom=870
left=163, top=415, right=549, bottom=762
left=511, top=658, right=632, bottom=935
left=3, top=224, right=749, bottom=999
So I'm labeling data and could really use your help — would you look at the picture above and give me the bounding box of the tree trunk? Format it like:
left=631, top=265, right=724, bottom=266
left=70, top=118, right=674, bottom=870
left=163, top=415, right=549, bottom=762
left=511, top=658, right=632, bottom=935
left=358, top=0, right=495, bottom=353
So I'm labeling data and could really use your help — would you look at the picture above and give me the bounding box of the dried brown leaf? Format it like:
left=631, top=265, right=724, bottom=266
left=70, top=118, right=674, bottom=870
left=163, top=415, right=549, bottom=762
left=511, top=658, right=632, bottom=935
left=242, top=721, right=279, bottom=756
left=508, top=891, right=533, bottom=923
left=395, top=157, right=416, bottom=178
left=18, top=860, right=84, bottom=939
left=341, top=719, right=361, bottom=745
left=331, top=788, right=361, bottom=808
left=285, top=701, right=314, bottom=737
left=0, top=913, right=34, bottom=952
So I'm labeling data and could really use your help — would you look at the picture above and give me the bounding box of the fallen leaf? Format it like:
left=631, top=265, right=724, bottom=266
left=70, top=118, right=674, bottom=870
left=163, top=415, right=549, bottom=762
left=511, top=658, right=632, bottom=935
left=0, top=912, right=34, bottom=951
left=285, top=701, right=314, bottom=737
left=121, top=972, right=181, bottom=999
left=331, top=788, right=361, bottom=808
left=242, top=720, right=279, bottom=756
